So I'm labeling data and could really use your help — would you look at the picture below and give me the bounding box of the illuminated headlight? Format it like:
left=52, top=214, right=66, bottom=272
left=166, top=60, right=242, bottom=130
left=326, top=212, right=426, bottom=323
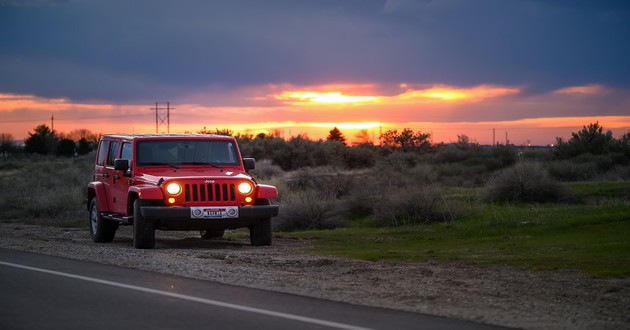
left=166, top=182, right=182, bottom=195
left=238, top=182, right=253, bottom=195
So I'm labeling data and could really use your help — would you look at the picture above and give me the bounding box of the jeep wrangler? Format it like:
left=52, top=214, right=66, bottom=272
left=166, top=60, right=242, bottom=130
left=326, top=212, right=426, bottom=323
left=86, top=134, right=279, bottom=249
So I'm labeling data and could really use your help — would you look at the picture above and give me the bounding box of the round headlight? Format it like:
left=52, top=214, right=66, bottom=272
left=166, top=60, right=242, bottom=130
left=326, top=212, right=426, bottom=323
left=166, top=182, right=182, bottom=195
left=238, top=182, right=253, bottom=195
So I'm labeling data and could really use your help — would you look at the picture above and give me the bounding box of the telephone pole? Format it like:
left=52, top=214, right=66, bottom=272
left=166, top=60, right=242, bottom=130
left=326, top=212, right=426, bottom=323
left=150, top=102, right=174, bottom=133
left=50, top=114, right=54, bottom=132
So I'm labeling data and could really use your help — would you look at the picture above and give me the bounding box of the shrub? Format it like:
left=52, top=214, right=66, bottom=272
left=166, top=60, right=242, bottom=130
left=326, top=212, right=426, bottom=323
left=547, top=160, right=598, bottom=181
left=284, top=167, right=355, bottom=198
left=249, top=159, right=285, bottom=180
left=371, top=184, right=459, bottom=226
left=483, top=162, right=572, bottom=203
left=273, top=189, right=347, bottom=231
left=343, top=144, right=378, bottom=169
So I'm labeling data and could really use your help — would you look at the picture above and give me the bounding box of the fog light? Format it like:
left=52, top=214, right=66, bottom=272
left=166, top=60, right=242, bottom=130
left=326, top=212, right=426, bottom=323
left=227, top=208, right=238, bottom=217
left=245, top=197, right=252, bottom=203
left=168, top=197, right=175, bottom=204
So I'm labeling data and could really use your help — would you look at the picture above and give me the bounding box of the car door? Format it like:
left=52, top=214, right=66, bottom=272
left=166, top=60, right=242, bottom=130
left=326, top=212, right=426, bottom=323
left=102, top=139, right=120, bottom=212
left=112, top=141, right=133, bottom=215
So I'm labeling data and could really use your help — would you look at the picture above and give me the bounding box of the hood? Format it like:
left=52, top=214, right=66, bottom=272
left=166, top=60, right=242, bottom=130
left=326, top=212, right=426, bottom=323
left=135, top=167, right=253, bottom=185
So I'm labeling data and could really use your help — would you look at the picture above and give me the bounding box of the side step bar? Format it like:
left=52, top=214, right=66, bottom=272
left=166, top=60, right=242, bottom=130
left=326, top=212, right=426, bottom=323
left=101, top=213, right=133, bottom=224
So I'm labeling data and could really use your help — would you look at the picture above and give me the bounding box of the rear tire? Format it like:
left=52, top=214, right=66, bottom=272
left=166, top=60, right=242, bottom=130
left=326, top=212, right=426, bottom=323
left=133, top=199, right=155, bottom=249
left=249, top=198, right=272, bottom=246
left=89, top=199, right=118, bottom=243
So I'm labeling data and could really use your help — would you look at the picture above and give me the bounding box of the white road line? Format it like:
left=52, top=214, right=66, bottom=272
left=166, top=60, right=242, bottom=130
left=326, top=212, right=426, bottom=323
left=0, top=260, right=374, bottom=330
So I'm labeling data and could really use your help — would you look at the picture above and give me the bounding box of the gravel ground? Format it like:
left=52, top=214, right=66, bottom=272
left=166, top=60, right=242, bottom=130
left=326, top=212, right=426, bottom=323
left=1, top=222, right=628, bottom=330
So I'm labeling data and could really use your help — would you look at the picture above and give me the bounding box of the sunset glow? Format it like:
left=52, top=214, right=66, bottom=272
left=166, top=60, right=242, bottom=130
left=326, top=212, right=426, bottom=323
left=1, top=83, right=629, bottom=146
left=397, top=85, right=521, bottom=103
left=276, top=91, right=379, bottom=105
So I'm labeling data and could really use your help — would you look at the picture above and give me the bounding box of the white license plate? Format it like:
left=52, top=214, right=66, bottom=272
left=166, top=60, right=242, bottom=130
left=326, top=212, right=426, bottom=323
left=191, top=206, right=238, bottom=219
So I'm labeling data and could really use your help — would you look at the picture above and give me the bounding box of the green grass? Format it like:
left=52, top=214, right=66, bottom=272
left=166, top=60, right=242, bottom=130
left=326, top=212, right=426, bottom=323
left=280, top=183, right=630, bottom=277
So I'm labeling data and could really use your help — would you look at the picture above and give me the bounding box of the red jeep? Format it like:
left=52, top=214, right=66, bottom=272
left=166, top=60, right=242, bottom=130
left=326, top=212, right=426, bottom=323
left=86, top=134, right=279, bottom=249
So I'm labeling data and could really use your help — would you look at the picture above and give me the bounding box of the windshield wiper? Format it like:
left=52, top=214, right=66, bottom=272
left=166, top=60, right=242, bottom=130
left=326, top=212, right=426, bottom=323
left=181, top=162, right=223, bottom=169
left=143, top=162, right=180, bottom=169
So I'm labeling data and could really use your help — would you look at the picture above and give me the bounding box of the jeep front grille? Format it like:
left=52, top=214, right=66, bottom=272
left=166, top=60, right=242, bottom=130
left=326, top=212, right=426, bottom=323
left=184, top=183, right=236, bottom=202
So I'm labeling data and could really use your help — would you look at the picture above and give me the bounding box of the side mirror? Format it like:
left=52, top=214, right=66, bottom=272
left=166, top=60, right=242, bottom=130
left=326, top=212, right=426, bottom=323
left=243, top=158, right=255, bottom=171
left=114, top=159, right=129, bottom=172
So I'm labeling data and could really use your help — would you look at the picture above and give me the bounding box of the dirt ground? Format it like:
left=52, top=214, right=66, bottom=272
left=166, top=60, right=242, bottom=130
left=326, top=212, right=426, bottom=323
left=1, top=222, right=628, bottom=329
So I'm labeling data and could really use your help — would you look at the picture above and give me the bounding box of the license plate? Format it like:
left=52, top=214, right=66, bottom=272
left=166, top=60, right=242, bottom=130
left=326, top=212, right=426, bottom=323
left=191, top=206, right=238, bottom=219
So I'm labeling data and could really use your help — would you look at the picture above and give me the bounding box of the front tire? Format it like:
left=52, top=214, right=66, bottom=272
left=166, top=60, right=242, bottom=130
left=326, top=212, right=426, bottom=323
left=249, top=198, right=272, bottom=246
left=133, top=199, right=155, bottom=249
left=89, top=199, right=118, bottom=243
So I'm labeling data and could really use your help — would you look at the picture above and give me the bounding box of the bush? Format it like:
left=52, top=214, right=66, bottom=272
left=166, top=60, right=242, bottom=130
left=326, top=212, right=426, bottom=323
left=284, top=167, right=355, bottom=198
left=547, top=160, right=598, bottom=181
left=483, top=162, right=572, bottom=203
left=273, top=189, right=347, bottom=231
left=249, top=159, right=285, bottom=180
left=371, top=184, right=459, bottom=226
left=343, top=144, right=378, bottom=169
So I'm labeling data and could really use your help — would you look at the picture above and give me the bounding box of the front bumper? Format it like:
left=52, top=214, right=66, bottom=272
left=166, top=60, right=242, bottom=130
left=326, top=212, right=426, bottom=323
left=140, top=205, right=279, bottom=221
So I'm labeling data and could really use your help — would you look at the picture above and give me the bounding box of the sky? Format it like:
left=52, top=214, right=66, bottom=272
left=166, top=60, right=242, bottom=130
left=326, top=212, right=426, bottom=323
left=1, top=0, right=629, bottom=145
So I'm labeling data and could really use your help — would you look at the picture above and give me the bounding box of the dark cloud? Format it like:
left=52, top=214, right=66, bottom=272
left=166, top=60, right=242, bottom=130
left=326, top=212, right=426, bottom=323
left=0, top=0, right=628, bottom=101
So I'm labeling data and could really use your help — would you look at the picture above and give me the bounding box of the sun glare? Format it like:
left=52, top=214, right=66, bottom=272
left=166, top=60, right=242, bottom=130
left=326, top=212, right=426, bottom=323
left=276, top=91, right=379, bottom=105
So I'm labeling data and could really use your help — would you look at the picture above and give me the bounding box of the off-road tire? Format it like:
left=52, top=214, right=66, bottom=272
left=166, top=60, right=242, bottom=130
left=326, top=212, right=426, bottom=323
left=133, top=199, right=155, bottom=249
left=249, top=198, right=272, bottom=246
left=89, top=199, right=118, bottom=243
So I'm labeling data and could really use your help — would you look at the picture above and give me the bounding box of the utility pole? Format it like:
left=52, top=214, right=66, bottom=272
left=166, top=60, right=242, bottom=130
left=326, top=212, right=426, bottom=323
left=150, top=102, right=174, bottom=133
left=492, top=128, right=496, bottom=147
left=51, top=114, right=54, bottom=132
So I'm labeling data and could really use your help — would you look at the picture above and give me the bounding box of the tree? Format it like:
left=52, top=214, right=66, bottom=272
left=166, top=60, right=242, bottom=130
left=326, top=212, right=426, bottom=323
left=24, top=124, right=58, bottom=155
left=555, top=122, right=614, bottom=157
left=353, top=129, right=372, bottom=145
left=0, top=133, right=16, bottom=156
left=615, top=131, right=630, bottom=158
left=66, top=128, right=99, bottom=144
left=76, top=138, right=92, bottom=155
left=380, top=128, right=432, bottom=152
left=57, top=138, right=76, bottom=157
left=326, top=127, right=346, bottom=144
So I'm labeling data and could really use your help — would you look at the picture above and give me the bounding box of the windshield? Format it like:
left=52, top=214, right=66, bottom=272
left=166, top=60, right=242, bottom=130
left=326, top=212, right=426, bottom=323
left=136, top=140, right=239, bottom=166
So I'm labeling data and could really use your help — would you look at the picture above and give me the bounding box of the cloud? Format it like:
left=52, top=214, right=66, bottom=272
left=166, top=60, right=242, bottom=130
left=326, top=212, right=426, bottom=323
left=553, top=84, right=608, bottom=95
left=1, top=0, right=629, bottom=103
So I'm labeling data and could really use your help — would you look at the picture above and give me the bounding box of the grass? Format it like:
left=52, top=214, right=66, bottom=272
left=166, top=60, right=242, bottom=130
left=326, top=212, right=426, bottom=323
left=3, top=153, right=629, bottom=277
left=280, top=182, right=630, bottom=277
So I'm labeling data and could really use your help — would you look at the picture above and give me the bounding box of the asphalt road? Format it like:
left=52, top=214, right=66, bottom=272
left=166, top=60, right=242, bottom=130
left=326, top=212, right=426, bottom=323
left=0, top=249, right=506, bottom=330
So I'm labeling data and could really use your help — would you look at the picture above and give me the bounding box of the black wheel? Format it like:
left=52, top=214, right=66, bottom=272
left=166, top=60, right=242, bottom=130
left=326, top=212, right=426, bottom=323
left=89, top=199, right=118, bottom=243
left=133, top=199, right=155, bottom=249
left=249, top=198, right=272, bottom=246
left=200, top=229, right=225, bottom=240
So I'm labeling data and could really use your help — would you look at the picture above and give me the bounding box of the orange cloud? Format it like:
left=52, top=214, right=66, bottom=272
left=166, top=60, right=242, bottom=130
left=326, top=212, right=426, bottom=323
left=272, top=83, right=521, bottom=107
left=553, top=84, right=608, bottom=95
left=396, top=84, right=521, bottom=103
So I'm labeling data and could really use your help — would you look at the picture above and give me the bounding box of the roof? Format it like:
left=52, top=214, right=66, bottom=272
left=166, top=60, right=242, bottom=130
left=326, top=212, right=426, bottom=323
left=101, top=133, right=234, bottom=140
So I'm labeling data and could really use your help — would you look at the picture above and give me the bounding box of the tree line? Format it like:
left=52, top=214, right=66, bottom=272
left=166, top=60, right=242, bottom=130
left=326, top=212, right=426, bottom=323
left=0, top=125, right=99, bottom=157
left=2, top=123, right=629, bottom=171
